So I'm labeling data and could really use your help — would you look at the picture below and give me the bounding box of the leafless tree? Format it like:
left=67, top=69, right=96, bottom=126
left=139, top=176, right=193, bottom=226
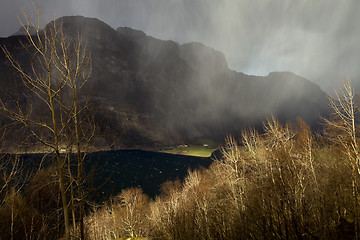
left=323, top=77, right=360, bottom=238
left=0, top=5, right=93, bottom=239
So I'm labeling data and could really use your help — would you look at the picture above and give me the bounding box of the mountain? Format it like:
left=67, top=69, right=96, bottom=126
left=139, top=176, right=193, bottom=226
left=0, top=16, right=329, bottom=148
left=11, top=25, right=40, bottom=36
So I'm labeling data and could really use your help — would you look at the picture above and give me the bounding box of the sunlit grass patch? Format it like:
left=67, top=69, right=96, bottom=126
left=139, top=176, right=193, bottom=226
left=115, top=238, right=148, bottom=240
left=161, top=145, right=217, bottom=157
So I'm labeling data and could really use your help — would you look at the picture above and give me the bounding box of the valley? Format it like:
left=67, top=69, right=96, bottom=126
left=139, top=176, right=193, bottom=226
left=0, top=8, right=353, bottom=239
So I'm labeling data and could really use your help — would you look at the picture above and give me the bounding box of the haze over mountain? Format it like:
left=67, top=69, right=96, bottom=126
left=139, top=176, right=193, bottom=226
left=0, top=16, right=329, bottom=148
left=1, top=0, right=359, bottom=94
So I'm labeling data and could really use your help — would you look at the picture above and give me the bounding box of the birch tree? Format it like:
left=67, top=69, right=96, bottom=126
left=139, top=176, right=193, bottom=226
left=0, top=6, right=93, bottom=240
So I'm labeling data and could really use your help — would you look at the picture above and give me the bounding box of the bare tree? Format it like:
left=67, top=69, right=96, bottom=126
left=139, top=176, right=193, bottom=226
left=0, top=124, right=28, bottom=240
left=323, top=77, right=360, bottom=238
left=0, top=5, right=93, bottom=239
left=115, top=188, right=149, bottom=238
left=242, top=127, right=260, bottom=158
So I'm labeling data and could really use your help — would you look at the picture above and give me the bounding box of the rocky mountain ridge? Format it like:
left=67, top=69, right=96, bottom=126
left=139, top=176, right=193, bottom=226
left=0, top=16, right=329, bottom=148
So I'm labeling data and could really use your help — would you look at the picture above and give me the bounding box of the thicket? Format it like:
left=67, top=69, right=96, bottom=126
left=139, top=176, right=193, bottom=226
left=81, top=80, right=360, bottom=240
left=2, top=79, right=360, bottom=239
left=1, top=83, right=360, bottom=239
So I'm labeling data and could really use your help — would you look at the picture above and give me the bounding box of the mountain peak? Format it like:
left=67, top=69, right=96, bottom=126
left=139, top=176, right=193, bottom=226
left=179, top=42, right=228, bottom=73
left=46, top=16, right=116, bottom=39
left=1, top=16, right=329, bottom=147
left=11, top=25, right=39, bottom=36
left=116, top=27, right=146, bottom=40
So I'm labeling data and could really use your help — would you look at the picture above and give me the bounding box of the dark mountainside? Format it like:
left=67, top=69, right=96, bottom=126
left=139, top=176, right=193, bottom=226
left=11, top=25, right=39, bottom=36
left=0, top=16, right=329, bottom=149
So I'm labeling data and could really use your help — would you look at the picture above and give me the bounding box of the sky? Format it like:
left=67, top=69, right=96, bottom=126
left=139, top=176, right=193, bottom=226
left=0, top=0, right=359, bottom=93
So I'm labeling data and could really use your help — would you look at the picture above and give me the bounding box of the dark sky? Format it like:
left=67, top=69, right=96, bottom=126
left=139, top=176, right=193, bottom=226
left=1, top=0, right=360, bottom=93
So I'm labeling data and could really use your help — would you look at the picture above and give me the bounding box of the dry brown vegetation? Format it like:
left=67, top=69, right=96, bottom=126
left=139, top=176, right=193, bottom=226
left=81, top=79, right=360, bottom=240
left=2, top=79, right=360, bottom=239
left=1, top=77, right=360, bottom=239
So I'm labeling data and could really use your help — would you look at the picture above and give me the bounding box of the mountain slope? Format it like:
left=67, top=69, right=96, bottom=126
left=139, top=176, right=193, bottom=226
left=0, top=16, right=329, bottom=148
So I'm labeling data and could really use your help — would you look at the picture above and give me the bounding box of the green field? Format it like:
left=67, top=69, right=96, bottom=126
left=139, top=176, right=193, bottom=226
left=115, top=238, right=147, bottom=240
left=115, top=237, right=148, bottom=240
left=160, top=145, right=217, bottom=157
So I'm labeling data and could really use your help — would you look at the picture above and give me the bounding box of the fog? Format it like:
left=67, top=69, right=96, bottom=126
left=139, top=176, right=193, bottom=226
left=1, top=0, right=359, bottom=93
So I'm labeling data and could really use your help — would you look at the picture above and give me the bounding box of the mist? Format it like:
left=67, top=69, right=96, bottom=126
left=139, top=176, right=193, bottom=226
left=1, top=0, right=360, bottom=93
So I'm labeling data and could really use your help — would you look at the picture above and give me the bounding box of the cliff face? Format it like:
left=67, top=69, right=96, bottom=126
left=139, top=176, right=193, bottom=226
left=0, top=16, right=328, bottom=147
